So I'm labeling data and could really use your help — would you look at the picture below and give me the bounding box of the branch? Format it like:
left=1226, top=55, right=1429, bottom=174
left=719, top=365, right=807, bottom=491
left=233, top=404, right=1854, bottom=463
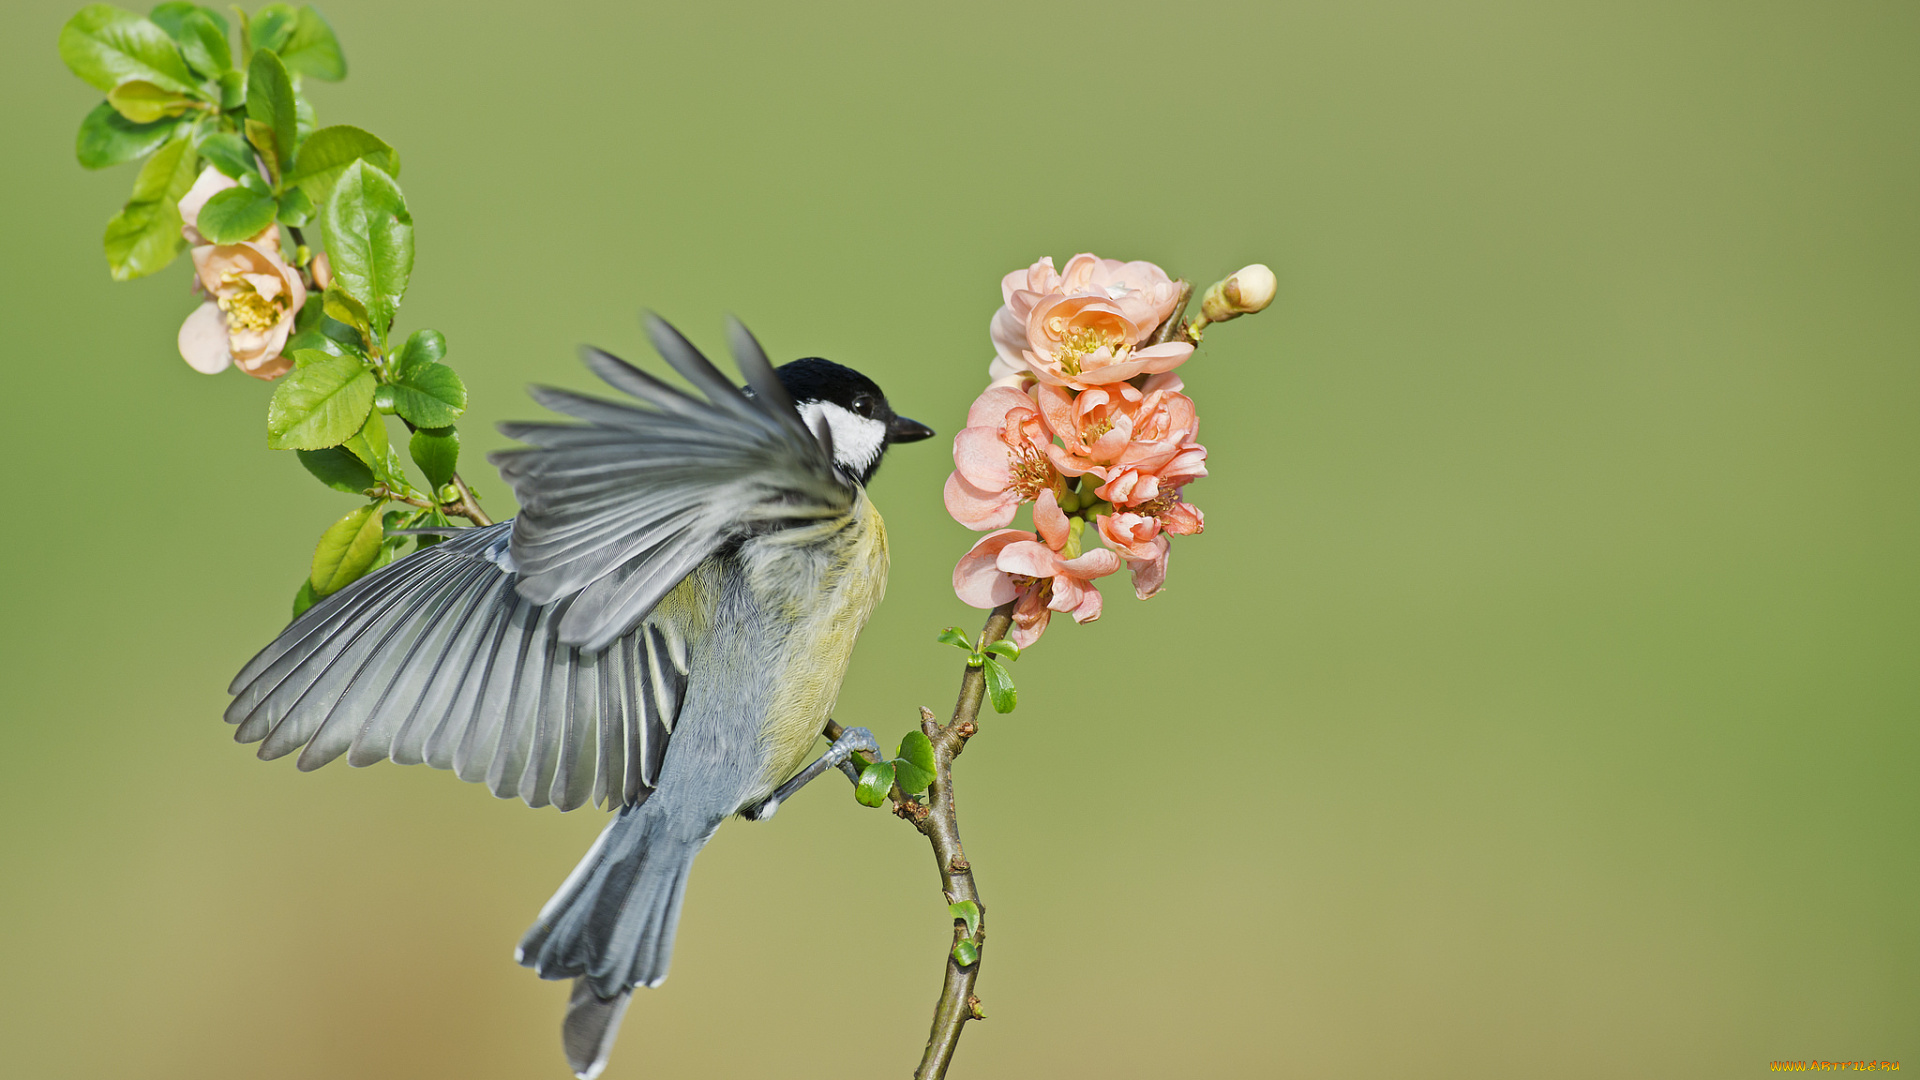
left=825, top=601, right=1013, bottom=1080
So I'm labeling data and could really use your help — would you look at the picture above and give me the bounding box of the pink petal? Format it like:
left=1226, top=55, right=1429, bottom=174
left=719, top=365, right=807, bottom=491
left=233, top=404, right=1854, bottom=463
left=944, top=472, right=1018, bottom=530
left=1033, top=490, right=1069, bottom=550
left=176, top=167, right=236, bottom=241
left=1060, top=547, right=1122, bottom=579
left=996, top=540, right=1064, bottom=579
left=953, top=427, right=1018, bottom=491
left=1068, top=581, right=1105, bottom=623
left=1126, top=536, right=1171, bottom=599
left=178, top=301, right=232, bottom=374
left=953, top=530, right=1033, bottom=607
left=964, top=386, right=1036, bottom=429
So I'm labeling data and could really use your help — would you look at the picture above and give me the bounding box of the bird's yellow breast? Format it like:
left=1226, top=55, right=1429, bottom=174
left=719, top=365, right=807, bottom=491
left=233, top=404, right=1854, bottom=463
left=746, top=496, right=890, bottom=787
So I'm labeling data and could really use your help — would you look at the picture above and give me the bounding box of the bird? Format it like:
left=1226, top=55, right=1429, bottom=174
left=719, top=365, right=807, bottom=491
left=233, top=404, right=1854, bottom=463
left=223, top=315, right=935, bottom=1078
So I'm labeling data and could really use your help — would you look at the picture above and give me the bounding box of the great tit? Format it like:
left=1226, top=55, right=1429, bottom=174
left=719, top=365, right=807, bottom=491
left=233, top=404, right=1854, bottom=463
left=225, top=316, right=934, bottom=1077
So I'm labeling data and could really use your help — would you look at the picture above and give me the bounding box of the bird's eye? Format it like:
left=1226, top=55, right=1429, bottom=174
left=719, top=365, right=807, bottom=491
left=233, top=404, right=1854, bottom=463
left=851, top=395, right=877, bottom=419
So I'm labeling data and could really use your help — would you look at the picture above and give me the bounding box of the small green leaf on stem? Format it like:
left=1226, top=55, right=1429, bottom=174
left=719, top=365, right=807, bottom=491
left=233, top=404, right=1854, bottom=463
left=982, top=640, right=1020, bottom=662
left=321, top=160, right=413, bottom=342
left=276, top=185, right=313, bottom=227
left=855, top=761, right=896, bottom=807
left=102, top=131, right=197, bottom=280
left=321, top=285, right=371, bottom=342
left=75, top=101, right=178, bottom=169
left=296, top=445, right=374, bottom=493
left=195, top=185, right=277, bottom=242
left=244, top=47, right=297, bottom=173
left=250, top=3, right=297, bottom=53
left=59, top=6, right=197, bottom=95
left=106, top=79, right=195, bottom=124
left=936, top=627, right=974, bottom=652
left=216, top=68, right=244, bottom=109
left=342, top=411, right=408, bottom=489
left=894, top=731, right=937, bottom=795
left=151, top=4, right=232, bottom=78
left=409, top=426, right=459, bottom=489
left=276, top=4, right=346, bottom=80
left=291, top=578, right=317, bottom=618
left=266, top=353, right=376, bottom=450
left=391, top=328, right=446, bottom=376
left=951, top=940, right=979, bottom=967
left=982, top=656, right=1017, bottom=713
left=947, top=900, right=980, bottom=939
left=194, top=130, right=257, bottom=178
left=390, top=361, right=466, bottom=428
left=287, top=125, right=397, bottom=208
left=309, top=500, right=386, bottom=597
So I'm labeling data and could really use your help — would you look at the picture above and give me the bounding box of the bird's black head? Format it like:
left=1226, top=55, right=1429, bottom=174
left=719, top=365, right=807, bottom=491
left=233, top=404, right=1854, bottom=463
left=774, top=357, right=934, bottom=486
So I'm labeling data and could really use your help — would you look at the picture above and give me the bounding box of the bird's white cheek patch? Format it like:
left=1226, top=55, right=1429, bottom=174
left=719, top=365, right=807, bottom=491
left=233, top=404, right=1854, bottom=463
left=798, top=402, right=887, bottom=477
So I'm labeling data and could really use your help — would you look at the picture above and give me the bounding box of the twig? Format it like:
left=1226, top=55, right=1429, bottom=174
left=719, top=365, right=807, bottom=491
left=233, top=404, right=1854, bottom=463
left=448, top=472, right=493, bottom=525
left=824, top=601, right=1014, bottom=1080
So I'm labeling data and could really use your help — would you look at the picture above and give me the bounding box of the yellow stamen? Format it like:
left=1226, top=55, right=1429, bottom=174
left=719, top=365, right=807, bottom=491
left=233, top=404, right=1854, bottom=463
left=216, top=271, right=288, bottom=334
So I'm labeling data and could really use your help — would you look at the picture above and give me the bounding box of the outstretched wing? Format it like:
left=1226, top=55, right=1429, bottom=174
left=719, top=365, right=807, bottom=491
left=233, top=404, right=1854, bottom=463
left=226, top=524, right=686, bottom=810
left=225, top=317, right=848, bottom=810
left=494, top=315, right=852, bottom=651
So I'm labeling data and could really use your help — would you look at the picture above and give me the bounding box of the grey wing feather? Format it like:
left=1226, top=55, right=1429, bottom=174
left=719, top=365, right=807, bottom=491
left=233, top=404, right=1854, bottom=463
left=224, top=523, right=686, bottom=811
left=491, top=314, right=852, bottom=651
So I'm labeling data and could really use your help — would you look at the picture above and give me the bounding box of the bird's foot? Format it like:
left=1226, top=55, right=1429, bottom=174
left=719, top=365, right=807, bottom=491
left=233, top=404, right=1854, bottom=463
left=741, top=725, right=880, bottom=821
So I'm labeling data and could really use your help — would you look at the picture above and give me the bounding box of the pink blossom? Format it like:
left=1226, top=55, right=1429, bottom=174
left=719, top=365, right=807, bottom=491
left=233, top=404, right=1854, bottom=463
left=175, top=168, right=305, bottom=380
left=1096, top=511, right=1173, bottom=599
left=944, top=384, right=1060, bottom=530
left=951, top=492, right=1121, bottom=647
left=178, top=241, right=306, bottom=379
left=989, top=254, right=1193, bottom=389
left=1037, top=371, right=1198, bottom=478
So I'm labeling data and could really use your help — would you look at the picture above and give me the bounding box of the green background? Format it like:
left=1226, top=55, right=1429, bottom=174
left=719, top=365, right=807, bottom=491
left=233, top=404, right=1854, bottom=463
left=2, top=1, right=1914, bottom=1076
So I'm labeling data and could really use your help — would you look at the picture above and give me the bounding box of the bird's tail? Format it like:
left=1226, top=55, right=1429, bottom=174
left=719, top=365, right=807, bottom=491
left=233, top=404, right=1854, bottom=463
left=518, top=801, right=713, bottom=1079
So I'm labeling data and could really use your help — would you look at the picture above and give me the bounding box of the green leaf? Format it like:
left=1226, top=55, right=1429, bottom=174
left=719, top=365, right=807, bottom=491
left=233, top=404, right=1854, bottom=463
left=409, top=426, right=459, bottom=489
left=391, top=328, right=446, bottom=375
left=60, top=5, right=196, bottom=95
left=276, top=185, right=313, bottom=227
left=244, top=47, right=297, bottom=173
left=291, top=578, right=317, bottom=618
left=287, top=125, right=397, bottom=210
left=321, top=284, right=371, bottom=337
left=296, top=446, right=373, bottom=493
left=391, top=362, right=466, bottom=428
left=894, top=731, right=936, bottom=795
left=250, top=3, right=297, bottom=52
left=277, top=5, right=346, bottom=80
left=105, top=79, right=195, bottom=124
left=148, top=3, right=228, bottom=39
left=309, top=501, right=386, bottom=597
left=194, top=129, right=256, bottom=177
left=321, top=160, right=413, bottom=340
left=216, top=68, right=244, bottom=109
left=195, top=185, right=277, bottom=242
left=936, top=627, right=974, bottom=652
left=413, top=507, right=452, bottom=549
left=982, top=640, right=1020, bottom=661
left=982, top=656, right=1017, bottom=713
left=951, top=940, right=978, bottom=967
left=948, top=900, right=980, bottom=939
left=266, top=354, right=376, bottom=450
left=341, top=411, right=407, bottom=488
left=151, top=5, right=231, bottom=78
left=102, top=132, right=198, bottom=280
left=854, top=761, right=895, bottom=807
left=75, top=101, right=179, bottom=169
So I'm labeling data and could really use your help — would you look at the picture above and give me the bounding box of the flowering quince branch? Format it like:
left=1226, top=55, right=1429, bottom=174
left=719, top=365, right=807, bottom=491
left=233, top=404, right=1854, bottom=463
left=834, top=254, right=1274, bottom=1078
left=57, top=2, right=492, bottom=618
left=57, top=7, right=1280, bottom=1072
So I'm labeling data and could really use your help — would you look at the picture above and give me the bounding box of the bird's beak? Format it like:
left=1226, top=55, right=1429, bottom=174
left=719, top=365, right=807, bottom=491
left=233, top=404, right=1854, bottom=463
left=886, top=415, right=935, bottom=444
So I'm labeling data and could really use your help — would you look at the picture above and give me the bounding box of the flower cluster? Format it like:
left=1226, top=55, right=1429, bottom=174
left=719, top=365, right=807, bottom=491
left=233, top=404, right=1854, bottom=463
left=174, top=168, right=311, bottom=380
left=948, top=254, right=1215, bottom=647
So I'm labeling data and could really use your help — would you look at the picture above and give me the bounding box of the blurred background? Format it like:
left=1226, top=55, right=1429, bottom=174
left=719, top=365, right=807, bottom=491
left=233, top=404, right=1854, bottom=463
left=2, top=1, right=1914, bottom=1076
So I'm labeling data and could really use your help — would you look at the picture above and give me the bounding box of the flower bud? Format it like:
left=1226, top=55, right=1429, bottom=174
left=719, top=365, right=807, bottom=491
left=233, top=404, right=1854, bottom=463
left=310, top=252, right=333, bottom=291
left=1199, top=263, right=1277, bottom=324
